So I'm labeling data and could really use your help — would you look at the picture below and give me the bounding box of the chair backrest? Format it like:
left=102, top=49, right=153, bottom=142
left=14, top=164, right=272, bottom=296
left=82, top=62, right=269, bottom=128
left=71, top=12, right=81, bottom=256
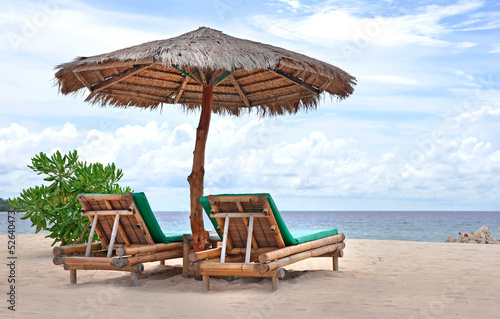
left=78, top=193, right=155, bottom=248
left=201, top=194, right=288, bottom=252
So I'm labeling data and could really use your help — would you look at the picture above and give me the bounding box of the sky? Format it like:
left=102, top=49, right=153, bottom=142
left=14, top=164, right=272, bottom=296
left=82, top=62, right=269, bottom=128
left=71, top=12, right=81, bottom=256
left=0, top=0, right=499, bottom=211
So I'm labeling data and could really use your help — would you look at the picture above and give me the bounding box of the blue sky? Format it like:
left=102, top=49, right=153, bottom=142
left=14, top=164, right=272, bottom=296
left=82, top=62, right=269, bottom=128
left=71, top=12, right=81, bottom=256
left=0, top=0, right=499, bottom=211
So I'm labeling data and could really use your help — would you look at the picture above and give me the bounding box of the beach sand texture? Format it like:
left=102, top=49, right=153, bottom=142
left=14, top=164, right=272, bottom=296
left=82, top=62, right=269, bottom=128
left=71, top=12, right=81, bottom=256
left=1, top=234, right=499, bottom=319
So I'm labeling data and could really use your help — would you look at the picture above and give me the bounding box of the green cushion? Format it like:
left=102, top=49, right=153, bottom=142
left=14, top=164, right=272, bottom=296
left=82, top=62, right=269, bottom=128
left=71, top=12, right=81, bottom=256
left=200, top=193, right=338, bottom=246
left=131, top=193, right=183, bottom=243
left=294, top=229, right=338, bottom=244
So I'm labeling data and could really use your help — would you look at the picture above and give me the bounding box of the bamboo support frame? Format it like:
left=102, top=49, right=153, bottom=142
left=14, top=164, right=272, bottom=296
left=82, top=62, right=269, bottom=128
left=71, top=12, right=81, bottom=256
left=199, top=262, right=285, bottom=278
left=91, top=64, right=150, bottom=93
left=228, top=247, right=276, bottom=255
left=64, top=263, right=137, bottom=272
left=57, top=256, right=113, bottom=266
left=210, top=212, right=268, bottom=218
left=258, top=233, right=345, bottom=263
left=70, top=270, right=77, bottom=284
left=106, top=213, right=121, bottom=258
left=79, top=194, right=129, bottom=202
left=183, top=234, right=191, bottom=277
left=203, top=275, right=210, bottom=292
left=245, top=215, right=254, bottom=263
left=117, top=222, right=131, bottom=246
left=53, top=242, right=102, bottom=256
left=319, top=249, right=344, bottom=259
left=111, top=249, right=183, bottom=268
left=189, top=247, right=222, bottom=262
left=85, top=214, right=99, bottom=257
left=81, top=210, right=134, bottom=216
left=272, top=276, right=279, bottom=292
left=115, top=242, right=183, bottom=256
left=220, top=215, right=230, bottom=263
left=128, top=200, right=155, bottom=245
left=259, top=242, right=346, bottom=273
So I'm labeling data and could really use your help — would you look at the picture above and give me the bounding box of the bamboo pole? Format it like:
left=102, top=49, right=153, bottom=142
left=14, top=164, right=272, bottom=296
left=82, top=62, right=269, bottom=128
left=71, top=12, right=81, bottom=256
left=203, top=275, right=210, bottom=292
left=183, top=234, right=191, bottom=277
left=70, top=270, right=77, bottom=284
left=106, top=213, right=121, bottom=258
left=53, top=242, right=102, bottom=256
left=198, top=266, right=285, bottom=279
left=53, top=253, right=109, bottom=265
left=63, top=263, right=140, bottom=272
left=319, top=249, right=344, bottom=258
left=199, top=262, right=283, bottom=278
left=130, top=264, right=144, bottom=287
left=188, top=84, right=213, bottom=252
left=272, top=276, right=279, bottom=292
left=78, top=193, right=130, bottom=202
left=220, top=215, right=230, bottom=263
left=228, top=247, right=276, bottom=255
left=56, top=256, right=113, bottom=266
left=81, top=210, right=134, bottom=216
left=189, top=247, right=222, bottom=262
left=258, top=234, right=345, bottom=263
left=205, top=254, right=257, bottom=263
left=115, top=242, right=183, bottom=256
left=259, top=242, right=346, bottom=273
left=245, top=215, right=254, bottom=263
left=85, top=214, right=99, bottom=257
left=111, top=249, right=183, bottom=268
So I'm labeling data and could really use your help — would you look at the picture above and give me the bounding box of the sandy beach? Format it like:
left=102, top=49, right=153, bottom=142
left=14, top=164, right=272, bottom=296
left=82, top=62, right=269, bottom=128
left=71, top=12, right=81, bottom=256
left=1, top=234, right=499, bottom=319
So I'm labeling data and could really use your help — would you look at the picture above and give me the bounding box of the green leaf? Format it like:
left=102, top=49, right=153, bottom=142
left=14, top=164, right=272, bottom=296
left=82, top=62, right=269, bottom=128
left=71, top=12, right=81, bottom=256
left=12, top=149, right=133, bottom=246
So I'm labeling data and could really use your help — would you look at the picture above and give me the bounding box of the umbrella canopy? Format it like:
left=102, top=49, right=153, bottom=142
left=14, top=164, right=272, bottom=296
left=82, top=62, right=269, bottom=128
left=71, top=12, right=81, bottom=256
left=55, top=27, right=356, bottom=251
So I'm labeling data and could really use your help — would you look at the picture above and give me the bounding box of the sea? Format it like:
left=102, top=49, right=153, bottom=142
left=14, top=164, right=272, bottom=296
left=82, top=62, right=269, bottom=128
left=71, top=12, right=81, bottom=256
left=2, top=210, right=500, bottom=242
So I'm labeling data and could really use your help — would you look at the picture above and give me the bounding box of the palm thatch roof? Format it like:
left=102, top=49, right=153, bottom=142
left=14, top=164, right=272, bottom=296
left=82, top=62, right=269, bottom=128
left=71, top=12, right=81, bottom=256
left=55, top=27, right=356, bottom=116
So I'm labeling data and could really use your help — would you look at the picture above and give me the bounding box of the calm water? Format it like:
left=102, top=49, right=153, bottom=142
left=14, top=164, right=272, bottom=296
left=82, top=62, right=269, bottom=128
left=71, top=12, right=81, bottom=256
left=1, top=211, right=499, bottom=242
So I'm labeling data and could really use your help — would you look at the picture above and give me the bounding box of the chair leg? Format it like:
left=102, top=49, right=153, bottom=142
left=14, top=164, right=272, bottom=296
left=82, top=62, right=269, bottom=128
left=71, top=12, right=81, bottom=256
left=131, top=271, right=139, bottom=287
left=70, top=270, right=77, bottom=284
left=271, top=276, right=279, bottom=292
left=227, top=276, right=234, bottom=282
left=130, top=264, right=144, bottom=287
left=203, top=275, right=210, bottom=292
left=333, top=256, right=339, bottom=271
left=160, top=260, right=165, bottom=265
left=182, top=236, right=191, bottom=277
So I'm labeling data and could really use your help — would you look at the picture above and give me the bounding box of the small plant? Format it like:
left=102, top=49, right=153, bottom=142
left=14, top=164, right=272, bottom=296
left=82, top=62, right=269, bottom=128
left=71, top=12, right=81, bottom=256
left=8, top=150, right=132, bottom=246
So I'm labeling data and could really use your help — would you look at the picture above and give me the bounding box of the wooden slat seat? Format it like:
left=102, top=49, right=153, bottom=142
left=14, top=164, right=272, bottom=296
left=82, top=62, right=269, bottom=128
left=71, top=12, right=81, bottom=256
left=53, top=192, right=185, bottom=286
left=189, top=193, right=345, bottom=292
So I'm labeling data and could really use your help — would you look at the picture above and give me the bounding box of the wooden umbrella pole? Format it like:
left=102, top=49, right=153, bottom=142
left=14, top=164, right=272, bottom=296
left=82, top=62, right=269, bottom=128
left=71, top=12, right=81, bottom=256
left=188, top=84, right=212, bottom=252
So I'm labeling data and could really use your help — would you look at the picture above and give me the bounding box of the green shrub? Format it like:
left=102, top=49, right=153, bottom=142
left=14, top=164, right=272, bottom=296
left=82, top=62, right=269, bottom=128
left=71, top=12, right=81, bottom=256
left=8, top=150, right=132, bottom=246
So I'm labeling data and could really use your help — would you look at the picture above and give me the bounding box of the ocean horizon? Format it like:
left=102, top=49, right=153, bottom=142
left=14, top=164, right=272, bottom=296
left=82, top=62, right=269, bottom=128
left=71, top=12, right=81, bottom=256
left=2, top=210, right=499, bottom=243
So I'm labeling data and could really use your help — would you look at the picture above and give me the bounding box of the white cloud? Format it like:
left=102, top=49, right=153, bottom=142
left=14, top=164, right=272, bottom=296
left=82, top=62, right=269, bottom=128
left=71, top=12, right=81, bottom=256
left=358, top=75, right=421, bottom=85
left=271, top=0, right=307, bottom=12
left=2, top=103, right=500, bottom=209
left=453, top=10, right=500, bottom=31
left=252, top=0, right=484, bottom=49
left=0, top=0, right=191, bottom=56
left=490, top=44, right=500, bottom=53
left=1, top=0, right=500, bottom=211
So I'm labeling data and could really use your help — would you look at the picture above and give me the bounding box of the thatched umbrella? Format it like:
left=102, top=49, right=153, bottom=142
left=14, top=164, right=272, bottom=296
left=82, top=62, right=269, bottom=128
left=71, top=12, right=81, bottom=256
left=55, top=27, right=356, bottom=252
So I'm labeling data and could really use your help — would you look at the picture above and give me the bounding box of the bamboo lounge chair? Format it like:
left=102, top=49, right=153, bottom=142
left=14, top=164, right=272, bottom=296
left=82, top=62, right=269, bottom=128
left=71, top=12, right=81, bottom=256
left=189, top=193, right=345, bottom=292
left=52, top=192, right=184, bottom=286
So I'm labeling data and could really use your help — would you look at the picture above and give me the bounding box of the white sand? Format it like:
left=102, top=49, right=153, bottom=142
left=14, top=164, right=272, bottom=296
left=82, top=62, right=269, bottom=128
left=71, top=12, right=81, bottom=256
left=1, top=234, right=499, bottom=318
